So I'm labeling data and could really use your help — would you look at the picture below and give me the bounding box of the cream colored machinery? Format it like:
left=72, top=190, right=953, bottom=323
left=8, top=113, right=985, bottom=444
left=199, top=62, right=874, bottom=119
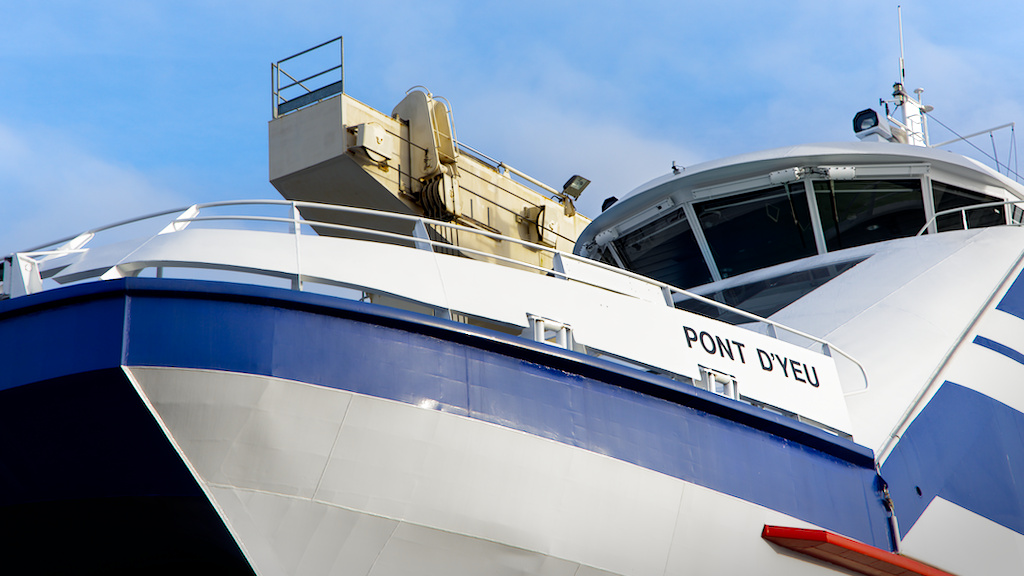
left=269, top=39, right=590, bottom=269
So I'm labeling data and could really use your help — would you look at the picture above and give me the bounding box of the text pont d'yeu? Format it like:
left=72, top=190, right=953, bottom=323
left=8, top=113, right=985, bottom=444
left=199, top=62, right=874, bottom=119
left=682, top=325, right=820, bottom=387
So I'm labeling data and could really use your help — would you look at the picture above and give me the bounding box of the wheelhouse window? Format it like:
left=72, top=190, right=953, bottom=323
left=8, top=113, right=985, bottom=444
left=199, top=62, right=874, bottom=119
left=611, top=207, right=713, bottom=289
left=932, top=181, right=1005, bottom=231
left=675, top=259, right=865, bottom=323
left=814, top=179, right=924, bottom=251
left=695, top=185, right=816, bottom=279
left=594, top=171, right=1017, bottom=295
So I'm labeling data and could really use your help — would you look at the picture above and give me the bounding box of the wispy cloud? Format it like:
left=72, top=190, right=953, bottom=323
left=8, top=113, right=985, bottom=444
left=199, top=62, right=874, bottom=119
left=0, top=123, right=188, bottom=255
left=454, top=88, right=703, bottom=217
left=1, top=0, right=1023, bottom=248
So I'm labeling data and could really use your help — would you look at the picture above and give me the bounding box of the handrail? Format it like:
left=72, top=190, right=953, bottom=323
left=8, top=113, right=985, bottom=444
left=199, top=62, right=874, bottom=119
left=929, top=122, right=1015, bottom=149
left=272, top=36, right=344, bottom=118
left=9, top=199, right=869, bottom=393
left=916, top=199, right=1024, bottom=236
left=277, top=66, right=343, bottom=95
left=276, top=36, right=344, bottom=66
left=456, top=141, right=502, bottom=167
left=456, top=139, right=575, bottom=204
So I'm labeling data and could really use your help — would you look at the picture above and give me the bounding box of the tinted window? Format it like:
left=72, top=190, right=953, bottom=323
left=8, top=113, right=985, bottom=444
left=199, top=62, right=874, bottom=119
left=932, top=181, right=1005, bottom=231
left=696, top=184, right=816, bottom=279
left=814, top=179, right=924, bottom=251
left=676, top=259, right=864, bottom=323
left=612, top=207, right=713, bottom=289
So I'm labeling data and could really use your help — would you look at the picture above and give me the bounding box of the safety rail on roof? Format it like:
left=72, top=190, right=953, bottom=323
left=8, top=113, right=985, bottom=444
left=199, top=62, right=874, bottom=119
left=272, top=36, right=344, bottom=119
left=916, top=199, right=1024, bottom=236
left=1, top=199, right=869, bottom=393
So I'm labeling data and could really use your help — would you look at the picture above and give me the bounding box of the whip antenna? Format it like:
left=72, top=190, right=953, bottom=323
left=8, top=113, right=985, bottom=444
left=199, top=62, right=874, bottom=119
left=898, top=5, right=906, bottom=83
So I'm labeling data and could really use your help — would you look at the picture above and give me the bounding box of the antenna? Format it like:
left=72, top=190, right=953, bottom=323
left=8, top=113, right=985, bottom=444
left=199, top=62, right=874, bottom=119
left=897, top=5, right=906, bottom=83
left=884, top=5, right=927, bottom=145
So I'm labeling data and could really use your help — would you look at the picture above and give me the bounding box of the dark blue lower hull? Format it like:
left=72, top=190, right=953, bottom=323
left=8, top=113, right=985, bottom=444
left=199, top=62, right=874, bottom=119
left=0, top=369, right=254, bottom=575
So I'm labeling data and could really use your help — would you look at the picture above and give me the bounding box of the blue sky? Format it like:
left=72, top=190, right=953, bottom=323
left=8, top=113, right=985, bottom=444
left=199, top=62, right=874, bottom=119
left=2, top=1, right=1023, bottom=255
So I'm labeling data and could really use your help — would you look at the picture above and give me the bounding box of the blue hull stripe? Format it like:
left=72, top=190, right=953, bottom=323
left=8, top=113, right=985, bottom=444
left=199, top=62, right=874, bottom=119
left=881, top=380, right=1024, bottom=538
left=0, top=278, right=891, bottom=548
left=973, top=335, right=1024, bottom=366
left=996, top=269, right=1024, bottom=320
left=876, top=269, right=1024, bottom=539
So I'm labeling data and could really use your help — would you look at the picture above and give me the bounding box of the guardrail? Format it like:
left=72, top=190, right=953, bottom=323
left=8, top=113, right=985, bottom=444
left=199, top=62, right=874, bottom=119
left=272, top=36, right=344, bottom=119
left=916, top=199, right=1024, bottom=236
left=5, top=199, right=869, bottom=393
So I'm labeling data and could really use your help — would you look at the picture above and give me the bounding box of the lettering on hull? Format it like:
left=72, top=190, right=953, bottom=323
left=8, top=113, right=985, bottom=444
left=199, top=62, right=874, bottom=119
left=684, top=325, right=820, bottom=387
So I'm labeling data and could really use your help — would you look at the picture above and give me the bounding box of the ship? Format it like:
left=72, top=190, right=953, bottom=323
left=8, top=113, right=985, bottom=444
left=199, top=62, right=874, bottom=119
left=3, top=36, right=1022, bottom=575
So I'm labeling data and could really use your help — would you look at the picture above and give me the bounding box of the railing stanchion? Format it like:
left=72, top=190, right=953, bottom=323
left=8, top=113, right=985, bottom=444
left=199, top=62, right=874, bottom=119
left=917, top=199, right=1024, bottom=235
left=9, top=197, right=867, bottom=393
left=292, top=201, right=303, bottom=291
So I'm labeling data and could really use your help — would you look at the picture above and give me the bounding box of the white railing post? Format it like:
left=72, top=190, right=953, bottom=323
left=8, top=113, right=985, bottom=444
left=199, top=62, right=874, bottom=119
left=662, top=286, right=675, bottom=307
left=4, top=254, right=43, bottom=297
left=159, top=205, right=200, bottom=235
left=291, top=202, right=303, bottom=291
left=413, top=219, right=434, bottom=252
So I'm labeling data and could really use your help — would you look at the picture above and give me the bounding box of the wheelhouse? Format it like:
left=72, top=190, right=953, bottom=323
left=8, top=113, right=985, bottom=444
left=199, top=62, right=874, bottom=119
left=577, top=142, right=1024, bottom=320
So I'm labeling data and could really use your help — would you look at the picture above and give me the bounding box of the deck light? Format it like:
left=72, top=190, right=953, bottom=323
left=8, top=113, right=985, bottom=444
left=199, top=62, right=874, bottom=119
left=852, top=108, right=895, bottom=142
left=854, top=109, right=880, bottom=132
left=562, top=175, right=590, bottom=200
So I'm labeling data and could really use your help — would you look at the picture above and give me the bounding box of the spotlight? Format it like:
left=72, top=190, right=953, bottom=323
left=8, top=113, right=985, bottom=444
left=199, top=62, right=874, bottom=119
left=852, top=108, right=894, bottom=142
left=562, top=175, right=590, bottom=200
left=853, top=109, right=879, bottom=132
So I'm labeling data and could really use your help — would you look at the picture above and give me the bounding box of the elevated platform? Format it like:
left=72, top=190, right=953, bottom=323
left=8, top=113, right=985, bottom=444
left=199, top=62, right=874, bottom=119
left=269, top=38, right=592, bottom=268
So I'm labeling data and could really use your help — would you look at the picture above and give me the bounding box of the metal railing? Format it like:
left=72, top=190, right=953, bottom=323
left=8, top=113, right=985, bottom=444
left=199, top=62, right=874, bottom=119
left=272, top=36, right=344, bottom=118
left=916, top=199, right=1024, bottom=236
left=7, top=199, right=869, bottom=393
left=18, top=200, right=871, bottom=390
left=456, top=140, right=582, bottom=210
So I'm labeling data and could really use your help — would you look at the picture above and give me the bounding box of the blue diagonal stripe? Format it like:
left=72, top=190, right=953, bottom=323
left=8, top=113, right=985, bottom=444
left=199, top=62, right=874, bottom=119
left=882, top=381, right=1024, bottom=538
left=974, top=335, right=1024, bottom=366
left=996, top=270, right=1024, bottom=320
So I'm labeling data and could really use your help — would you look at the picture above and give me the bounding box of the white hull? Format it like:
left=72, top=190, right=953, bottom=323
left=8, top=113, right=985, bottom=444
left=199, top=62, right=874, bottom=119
left=129, top=366, right=848, bottom=576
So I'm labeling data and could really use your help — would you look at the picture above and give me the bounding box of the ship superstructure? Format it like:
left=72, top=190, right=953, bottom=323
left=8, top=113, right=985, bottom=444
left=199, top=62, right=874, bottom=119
left=574, top=80, right=1024, bottom=573
left=2, top=37, right=1023, bottom=575
left=268, top=37, right=592, bottom=269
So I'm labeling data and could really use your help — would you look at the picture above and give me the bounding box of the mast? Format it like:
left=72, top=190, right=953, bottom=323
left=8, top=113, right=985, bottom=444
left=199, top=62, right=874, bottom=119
left=898, top=5, right=905, bottom=85
left=889, top=6, right=931, bottom=147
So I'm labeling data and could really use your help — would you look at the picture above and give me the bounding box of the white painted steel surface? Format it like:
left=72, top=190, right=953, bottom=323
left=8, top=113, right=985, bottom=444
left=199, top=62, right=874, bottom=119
left=900, top=498, right=1024, bottom=576
left=769, top=226, right=1024, bottom=451
left=17, top=210, right=852, bottom=434
left=942, top=309, right=1024, bottom=414
left=24, top=200, right=1024, bottom=452
left=127, top=366, right=844, bottom=576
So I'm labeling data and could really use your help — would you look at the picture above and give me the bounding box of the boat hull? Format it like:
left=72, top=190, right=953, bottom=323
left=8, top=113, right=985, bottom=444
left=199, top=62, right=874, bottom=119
left=0, top=278, right=889, bottom=575
left=0, top=368, right=254, bottom=575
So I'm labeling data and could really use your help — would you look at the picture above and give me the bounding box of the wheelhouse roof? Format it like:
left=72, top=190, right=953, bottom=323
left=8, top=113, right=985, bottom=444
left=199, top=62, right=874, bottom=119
left=577, top=141, right=1024, bottom=251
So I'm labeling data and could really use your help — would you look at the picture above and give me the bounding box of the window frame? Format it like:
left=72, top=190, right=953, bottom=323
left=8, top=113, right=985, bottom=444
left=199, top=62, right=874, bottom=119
left=603, top=162, right=1014, bottom=291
